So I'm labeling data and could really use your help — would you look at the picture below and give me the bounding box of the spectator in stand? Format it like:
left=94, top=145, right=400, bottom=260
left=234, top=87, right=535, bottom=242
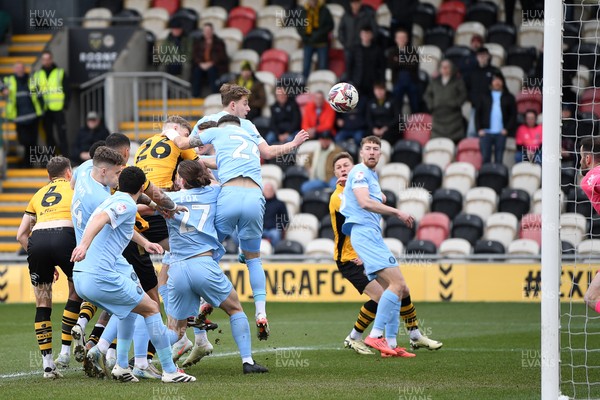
left=262, top=181, right=289, bottom=247
left=2, top=62, right=43, bottom=168
left=297, top=0, right=334, bottom=80
left=231, top=61, right=266, bottom=122
left=515, top=109, right=542, bottom=164
left=300, top=130, right=344, bottom=194
left=465, top=47, right=500, bottom=137
left=475, top=72, right=517, bottom=164
left=338, top=0, right=378, bottom=72
left=191, top=22, right=228, bottom=97
left=35, top=51, right=70, bottom=158
left=386, top=28, right=420, bottom=114
left=267, top=86, right=302, bottom=145
left=335, top=98, right=367, bottom=145
left=347, top=25, right=385, bottom=99
left=385, top=0, right=416, bottom=40
left=301, top=91, right=336, bottom=140
left=366, top=81, right=400, bottom=145
left=157, top=19, right=193, bottom=79
left=424, top=59, right=468, bottom=145
left=71, top=111, right=110, bottom=166
left=458, top=34, right=484, bottom=82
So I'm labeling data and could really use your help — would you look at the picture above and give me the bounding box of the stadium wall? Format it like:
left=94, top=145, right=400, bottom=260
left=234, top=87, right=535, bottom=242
left=0, top=262, right=593, bottom=303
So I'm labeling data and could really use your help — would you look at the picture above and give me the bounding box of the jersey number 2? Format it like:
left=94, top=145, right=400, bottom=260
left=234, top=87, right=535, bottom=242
left=136, top=139, right=172, bottom=162
left=179, top=205, right=210, bottom=233
left=230, top=135, right=259, bottom=159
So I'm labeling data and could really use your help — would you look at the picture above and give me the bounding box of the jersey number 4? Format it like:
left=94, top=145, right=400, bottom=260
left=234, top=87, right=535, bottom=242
left=136, top=139, right=172, bottom=162
left=230, top=135, right=259, bottom=159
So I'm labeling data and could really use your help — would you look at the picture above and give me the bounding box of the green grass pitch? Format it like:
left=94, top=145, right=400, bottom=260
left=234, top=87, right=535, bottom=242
left=0, top=302, right=544, bottom=399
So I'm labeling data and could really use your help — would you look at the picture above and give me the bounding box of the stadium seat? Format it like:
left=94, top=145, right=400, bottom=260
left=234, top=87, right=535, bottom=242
left=274, top=239, right=304, bottom=255
left=327, top=3, right=345, bottom=36
left=416, top=212, right=450, bottom=248
left=486, top=42, right=506, bottom=67
left=301, top=189, right=332, bottom=220
left=561, top=165, right=576, bottom=195
left=418, top=45, right=442, bottom=78
left=258, top=48, right=288, bottom=78
left=392, top=140, right=422, bottom=168
left=273, top=27, right=302, bottom=55
left=241, top=0, right=267, bottom=9
left=411, top=163, right=442, bottom=194
left=456, top=138, right=482, bottom=169
left=255, top=70, right=277, bottom=106
left=261, top=164, right=283, bottom=189
left=199, top=6, right=228, bottom=29
left=403, top=125, right=432, bottom=149
left=169, top=8, right=198, bottom=33
left=212, top=0, right=240, bottom=12
left=473, top=239, right=505, bottom=255
left=277, top=188, right=301, bottom=217
left=454, top=21, right=486, bottom=47
left=283, top=165, right=309, bottom=193
left=487, top=23, right=516, bottom=51
left=506, top=46, right=537, bottom=76
left=562, top=240, right=575, bottom=255
left=319, top=215, right=334, bottom=240
left=398, top=187, right=431, bottom=222
left=508, top=239, right=539, bottom=256
left=443, top=162, right=476, bottom=197
left=307, top=70, right=337, bottom=95
left=383, top=238, right=404, bottom=258
left=565, top=187, right=595, bottom=218
left=560, top=213, right=587, bottom=247
left=294, top=139, right=319, bottom=166
left=413, top=2, right=437, bottom=31
left=230, top=49, right=260, bottom=72
left=436, top=1, right=466, bottom=31
left=424, top=25, right=454, bottom=53
left=260, top=239, right=273, bottom=257
left=432, top=188, right=463, bottom=220
left=154, top=0, right=179, bottom=14
left=268, top=0, right=296, bottom=8
left=363, top=0, right=383, bottom=9
left=423, top=138, right=455, bottom=170
left=533, top=188, right=565, bottom=215
left=510, top=162, right=541, bottom=197
left=516, top=91, right=542, bottom=115
left=414, top=23, right=426, bottom=47
left=465, top=1, right=498, bottom=26
left=500, top=65, right=525, bottom=97
left=385, top=216, right=415, bottom=245
left=382, top=189, right=397, bottom=209
left=228, top=6, right=257, bottom=35
left=444, top=46, right=474, bottom=70
left=518, top=24, right=544, bottom=52
left=286, top=213, right=319, bottom=243
left=182, top=0, right=208, bottom=17
left=576, top=239, right=600, bottom=258
left=476, top=163, right=509, bottom=194
left=484, top=212, right=518, bottom=249
left=142, top=7, right=169, bottom=36
left=289, top=48, right=307, bottom=74
left=498, top=188, right=530, bottom=219
left=83, top=8, right=112, bottom=28
left=439, top=238, right=472, bottom=257
left=519, top=213, right=541, bottom=246
left=305, top=238, right=335, bottom=259
left=243, top=28, right=273, bottom=55
left=376, top=3, right=391, bottom=27
left=125, top=0, right=150, bottom=15
left=328, top=48, right=346, bottom=78
left=380, top=163, right=411, bottom=198
left=113, top=9, right=142, bottom=26
left=203, top=93, right=223, bottom=115
left=257, top=5, right=285, bottom=33
left=405, top=239, right=437, bottom=255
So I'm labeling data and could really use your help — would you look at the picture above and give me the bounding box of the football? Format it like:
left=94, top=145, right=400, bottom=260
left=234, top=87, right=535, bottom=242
left=327, top=82, right=359, bottom=113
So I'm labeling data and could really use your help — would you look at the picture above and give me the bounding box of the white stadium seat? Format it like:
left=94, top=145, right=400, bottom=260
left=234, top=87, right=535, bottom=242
left=286, top=213, right=319, bottom=243
left=383, top=238, right=404, bottom=258
left=443, top=162, right=476, bottom=197
left=261, top=164, right=283, bottom=189
left=203, top=94, right=223, bottom=116
left=260, top=239, right=273, bottom=257
left=83, top=8, right=112, bottom=28
left=199, top=6, right=228, bottom=29
left=305, top=238, right=335, bottom=259
left=485, top=212, right=518, bottom=249
left=439, top=238, right=472, bottom=257
left=398, top=188, right=431, bottom=222
left=560, top=213, right=587, bottom=247
left=230, top=49, right=260, bottom=73
left=508, top=239, right=540, bottom=255
left=276, top=188, right=301, bottom=217
left=577, top=239, right=600, bottom=257
left=510, top=162, right=541, bottom=197
left=379, top=163, right=411, bottom=198
left=464, top=187, right=497, bottom=223
left=423, top=138, right=455, bottom=170
left=219, top=28, right=244, bottom=58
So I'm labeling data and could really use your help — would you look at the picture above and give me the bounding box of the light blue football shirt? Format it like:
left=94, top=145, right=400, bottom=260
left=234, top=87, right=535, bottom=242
left=191, top=111, right=265, bottom=143
left=72, top=159, right=93, bottom=183
left=341, top=163, right=384, bottom=235
left=196, top=124, right=263, bottom=187
left=73, top=191, right=137, bottom=273
left=164, top=185, right=225, bottom=263
left=71, top=167, right=111, bottom=243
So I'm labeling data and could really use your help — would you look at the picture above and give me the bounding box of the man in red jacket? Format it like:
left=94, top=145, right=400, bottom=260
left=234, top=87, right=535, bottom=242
left=301, top=91, right=336, bottom=140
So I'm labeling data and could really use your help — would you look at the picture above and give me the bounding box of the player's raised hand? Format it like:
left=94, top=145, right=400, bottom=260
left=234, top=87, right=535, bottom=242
left=396, top=210, right=414, bottom=228
left=293, top=129, right=310, bottom=146
left=144, top=242, right=164, bottom=255
left=160, top=205, right=189, bottom=219
left=70, top=245, right=88, bottom=262
left=337, top=176, right=348, bottom=187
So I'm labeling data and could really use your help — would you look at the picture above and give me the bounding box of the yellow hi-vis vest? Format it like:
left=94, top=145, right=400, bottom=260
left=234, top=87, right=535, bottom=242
left=34, top=68, right=65, bottom=111
left=2, top=75, right=43, bottom=121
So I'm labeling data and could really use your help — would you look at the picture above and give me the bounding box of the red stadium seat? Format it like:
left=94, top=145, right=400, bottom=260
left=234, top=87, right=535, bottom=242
left=362, top=0, right=383, bottom=10
left=153, top=0, right=179, bottom=15
left=404, top=126, right=431, bottom=147
left=227, top=6, right=256, bottom=36
left=328, top=48, right=345, bottom=77
left=436, top=1, right=466, bottom=31
left=258, top=48, right=289, bottom=78
left=403, top=113, right=433, bottom=147
left=519, top=213, right=542, bottom=246
left=578, top=88, right=600, bottom=118
left=516, top=91, right=542, bottom=114
left=416, top=212, right=450, bottom=248
left=456, top=137, right=483, bottom=169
